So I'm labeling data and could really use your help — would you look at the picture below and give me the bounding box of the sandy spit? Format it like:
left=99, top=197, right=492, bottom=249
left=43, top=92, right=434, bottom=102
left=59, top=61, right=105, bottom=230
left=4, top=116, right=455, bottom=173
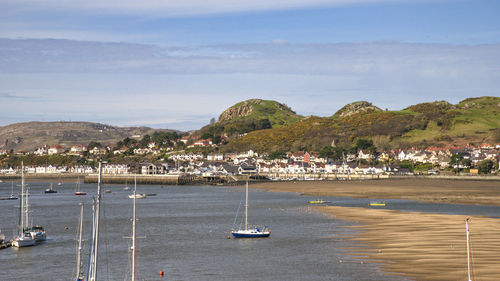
left=249, top=179, right=500, bottom=280
left=316, top=206, right=500, bottom=281
left=251, top=178, right=500, bottom=206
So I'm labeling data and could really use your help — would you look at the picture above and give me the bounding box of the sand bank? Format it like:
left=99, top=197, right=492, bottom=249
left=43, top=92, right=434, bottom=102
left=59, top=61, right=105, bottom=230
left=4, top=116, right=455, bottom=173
left=250, top=179, right=500, bottom=280
left=317, top=206, right=500, bottom=281
left=252, top=178, right=500, bottom=206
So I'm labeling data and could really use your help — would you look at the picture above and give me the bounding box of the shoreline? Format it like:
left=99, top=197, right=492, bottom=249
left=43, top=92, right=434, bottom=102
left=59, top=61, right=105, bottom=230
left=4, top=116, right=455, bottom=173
left=316, top=206, right=500, bottom=281
left=251, top=178, right=500, bottom=206
left=250, top=179, right=500, bottom=280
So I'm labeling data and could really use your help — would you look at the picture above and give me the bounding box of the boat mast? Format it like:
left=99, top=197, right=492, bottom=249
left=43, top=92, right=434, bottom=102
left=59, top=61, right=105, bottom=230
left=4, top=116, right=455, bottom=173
left=76, top=203, right=84, bottom=280
left=132, top=176, right=137, bottom=281
left=20, top=162, right=25, bottom=234
left=466, top=218, right=472, bottom=281
left=88, top=162, right=102, bottom=281
left=245, top=181, right=248, bottom=231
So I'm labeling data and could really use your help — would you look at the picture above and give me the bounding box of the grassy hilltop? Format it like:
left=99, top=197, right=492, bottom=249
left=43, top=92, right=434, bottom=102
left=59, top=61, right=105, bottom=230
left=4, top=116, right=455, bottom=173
left=222, top=96, right=500, bottom=152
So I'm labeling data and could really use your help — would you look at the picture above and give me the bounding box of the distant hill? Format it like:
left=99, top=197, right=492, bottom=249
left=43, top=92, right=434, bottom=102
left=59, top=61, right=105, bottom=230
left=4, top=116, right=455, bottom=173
left=2, top=97, right=499, bottom=153
left=194, top=99, right=303, bottom=139
left=0, top=121, right=174, bottom=152
left=223, top=96, right=500, bottom=152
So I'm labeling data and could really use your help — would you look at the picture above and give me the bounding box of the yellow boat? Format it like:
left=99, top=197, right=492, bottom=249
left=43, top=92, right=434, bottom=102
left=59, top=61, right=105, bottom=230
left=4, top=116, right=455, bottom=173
left=308, top=199, right=331, bottom=204
left=369, top=201, right=386, bottom=206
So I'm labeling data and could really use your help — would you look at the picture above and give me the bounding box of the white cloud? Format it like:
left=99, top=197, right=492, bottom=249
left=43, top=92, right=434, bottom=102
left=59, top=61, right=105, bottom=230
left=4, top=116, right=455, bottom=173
left=1, top=39, right=499, bottom=130
left=3, top=0, right=421, bottom=17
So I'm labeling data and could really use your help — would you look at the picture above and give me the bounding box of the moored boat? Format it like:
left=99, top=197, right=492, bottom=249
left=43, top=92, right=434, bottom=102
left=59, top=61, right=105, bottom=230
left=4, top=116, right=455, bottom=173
left=308, top=199, right=331, bottom=204
left=12, top=162, right=36, bottom=248
left=231, top=181, right=270, bottom=238
left=45, top=184, right=58, bottom=193
left=128, top=193, right=147, bottom=199
left=74, top=177, right=86, bottom=196
left=369, top=201, right=386, bottom=206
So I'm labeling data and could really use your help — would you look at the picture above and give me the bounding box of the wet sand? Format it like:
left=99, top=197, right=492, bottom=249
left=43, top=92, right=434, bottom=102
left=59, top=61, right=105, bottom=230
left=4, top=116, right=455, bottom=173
left=251, top=179, right=500, bottom=280
left=252, top=178, right=500, bottom=206
left=317, top=206, right=500, bottom=281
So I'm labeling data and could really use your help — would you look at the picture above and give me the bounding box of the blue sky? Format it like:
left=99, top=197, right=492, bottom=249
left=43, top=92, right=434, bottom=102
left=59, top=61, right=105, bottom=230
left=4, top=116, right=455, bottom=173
left=1, top=0, right=499, bottom=130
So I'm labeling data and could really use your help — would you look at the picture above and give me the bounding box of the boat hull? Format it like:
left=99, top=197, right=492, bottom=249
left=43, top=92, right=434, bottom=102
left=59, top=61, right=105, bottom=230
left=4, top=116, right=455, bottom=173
left=74, top=192, right=87, bottom=196
left=12, top=237, right=36, bottom=247
left=231, top=229, right=271, bottom=238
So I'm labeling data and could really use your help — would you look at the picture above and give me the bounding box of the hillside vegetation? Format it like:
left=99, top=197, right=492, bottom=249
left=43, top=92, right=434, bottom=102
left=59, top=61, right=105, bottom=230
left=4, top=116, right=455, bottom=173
left=223, top=97, right=500, bottom=152
left=195, top=99, right=303, bottom=140
left=0, top=121, right=173, bottom=151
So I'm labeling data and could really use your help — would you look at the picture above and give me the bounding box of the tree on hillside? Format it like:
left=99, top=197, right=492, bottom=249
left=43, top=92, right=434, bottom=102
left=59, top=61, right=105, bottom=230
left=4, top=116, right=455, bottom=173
left=88, top=141, right=102, bottom=149
left=268, top=150, right=287, bottom=159
left=478, top=159, right=494, bottom=174
left=319, top=146, right=346, bottom=161
left=140, top=135, right=151, bottom=148
left=350, top=138, right=376, bottom=154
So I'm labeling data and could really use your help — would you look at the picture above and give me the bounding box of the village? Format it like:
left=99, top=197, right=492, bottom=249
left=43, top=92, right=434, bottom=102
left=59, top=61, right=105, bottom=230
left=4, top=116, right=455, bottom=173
left=1, top=139, right=499, bottom=179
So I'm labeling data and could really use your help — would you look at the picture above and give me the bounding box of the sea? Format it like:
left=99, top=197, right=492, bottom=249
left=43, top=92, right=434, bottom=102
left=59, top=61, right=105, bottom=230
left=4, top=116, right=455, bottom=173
left=1, top=180, right=499, bottom=281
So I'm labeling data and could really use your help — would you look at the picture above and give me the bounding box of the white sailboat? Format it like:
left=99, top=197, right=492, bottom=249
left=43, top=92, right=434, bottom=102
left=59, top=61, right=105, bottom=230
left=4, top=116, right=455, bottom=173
left=128, top=178, right=146, bottom=199
left=75, top=203, right=84, bottom=281
left=231, top=181, right=270, bottom=238
left=131, top=177, right=138, bottom=281
left=26, top=175, right=46, bottom=242
left=74, top=176, right=86, bottom=196
left=12, top=162, right=35, bottom=247
left=87, top=162, right=103, bottom=281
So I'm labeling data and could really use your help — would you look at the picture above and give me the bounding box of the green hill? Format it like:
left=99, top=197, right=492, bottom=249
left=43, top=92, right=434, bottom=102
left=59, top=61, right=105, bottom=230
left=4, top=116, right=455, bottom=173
left=223, top=97, right=500, bottom=152
left=195, top=99, right=303, bottom=141
left=0, top=121, right=174, bottom=152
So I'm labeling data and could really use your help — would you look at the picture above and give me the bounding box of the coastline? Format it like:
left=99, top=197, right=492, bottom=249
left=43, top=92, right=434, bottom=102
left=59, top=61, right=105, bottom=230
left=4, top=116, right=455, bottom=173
left=251, top=178, right=500, bottom=206
left=250, top=179, right=500, bottom=280
left=316, top=206, right=500, bottom=281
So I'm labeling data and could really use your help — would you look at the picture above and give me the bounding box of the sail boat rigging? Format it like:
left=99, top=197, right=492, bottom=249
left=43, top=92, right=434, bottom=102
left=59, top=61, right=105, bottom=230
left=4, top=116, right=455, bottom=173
left=231, top=181, right=270, bottom=238
left=87, top=162, right=103, bottom=281
left=12, top=162, right=35, bottom=247
left=75, top=203, right=84, bottom=281
left=75, top=176, right=87, bottom=196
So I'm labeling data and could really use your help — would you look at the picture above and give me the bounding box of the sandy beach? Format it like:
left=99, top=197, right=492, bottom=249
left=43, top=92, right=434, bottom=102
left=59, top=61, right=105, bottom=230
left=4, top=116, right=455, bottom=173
left=252, top=179, right=500, bottom=280
left=252, top=178, right=500, bottom=206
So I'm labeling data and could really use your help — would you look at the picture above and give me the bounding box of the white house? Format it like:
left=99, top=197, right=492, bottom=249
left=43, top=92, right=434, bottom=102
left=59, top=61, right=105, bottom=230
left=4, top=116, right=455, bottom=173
left=48, top=145, right=65, bottom=155
left=102, top=164, right=130, bottom=174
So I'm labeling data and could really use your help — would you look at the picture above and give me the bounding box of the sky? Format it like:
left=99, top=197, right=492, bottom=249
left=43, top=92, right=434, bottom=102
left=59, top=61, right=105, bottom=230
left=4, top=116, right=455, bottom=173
left=1, top=0, right=499, bottom=130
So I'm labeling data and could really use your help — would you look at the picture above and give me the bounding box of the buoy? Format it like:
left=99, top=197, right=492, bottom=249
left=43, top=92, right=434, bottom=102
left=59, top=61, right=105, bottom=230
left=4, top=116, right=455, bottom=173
left=226, top=235, right=231, bottom=239
left=159, top=270, right=164, bottom=277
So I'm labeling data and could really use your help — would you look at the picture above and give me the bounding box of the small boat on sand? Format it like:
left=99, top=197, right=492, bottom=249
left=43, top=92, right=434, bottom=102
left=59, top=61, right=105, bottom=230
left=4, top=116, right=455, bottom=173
left=308, top=199, right=331, bottom=204
left=369, top=201, right=386, bottom=206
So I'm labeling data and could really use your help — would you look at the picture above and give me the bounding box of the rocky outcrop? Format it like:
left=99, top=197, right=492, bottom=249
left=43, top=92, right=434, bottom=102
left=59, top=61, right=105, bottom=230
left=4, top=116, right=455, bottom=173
left=334, top=101, right=382, bottom=118
left=218, top=99, right=262, bottom=122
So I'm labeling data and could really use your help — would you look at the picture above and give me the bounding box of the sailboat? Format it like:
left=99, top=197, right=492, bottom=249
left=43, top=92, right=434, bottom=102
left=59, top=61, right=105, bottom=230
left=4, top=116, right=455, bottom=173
left=45, top=183, right=58, bottom=193
left=128, top=176, right=139, bottom=281
left=74, top=177, right=86, bottom=196
left=75, top=203, right=84, bottom=281
left=12, top=162, right=36, bottom=247
left=124, top=178, right=130, bottom=191
left=0, top=181, right=18, bottom=200
left=231, top=181, right=270, bottom=238
left=128, top=178, right=146, bottom=199
left=87, top=162, right=103, bottom=281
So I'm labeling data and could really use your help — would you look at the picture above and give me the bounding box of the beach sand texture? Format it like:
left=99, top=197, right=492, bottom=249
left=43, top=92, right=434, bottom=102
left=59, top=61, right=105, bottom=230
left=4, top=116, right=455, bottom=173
left=253, top=179, right=500, bottom=206
left=317, top=206, right=500, bottom=281
left=251, top=179, right=500, bottom=280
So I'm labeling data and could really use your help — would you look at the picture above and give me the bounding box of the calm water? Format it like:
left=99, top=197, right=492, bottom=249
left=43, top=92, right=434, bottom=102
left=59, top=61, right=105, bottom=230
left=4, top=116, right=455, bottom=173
left=9, top=179, right=496, bottom=280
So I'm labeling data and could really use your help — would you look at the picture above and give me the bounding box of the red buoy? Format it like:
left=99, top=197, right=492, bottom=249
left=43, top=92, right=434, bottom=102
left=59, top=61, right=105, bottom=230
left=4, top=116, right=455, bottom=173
left=159, top=270, right=164, bottom=277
